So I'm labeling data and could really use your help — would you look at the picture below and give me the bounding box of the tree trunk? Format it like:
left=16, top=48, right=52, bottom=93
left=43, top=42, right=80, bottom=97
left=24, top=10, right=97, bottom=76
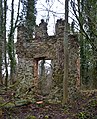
left=62, top=0, right=69, bottom=105
left=8, top=0, right=20, bottom=84
left=4, top=0, right=8, bottom=88
left=8, top=0, right=15, bottom=84
left=0, top=0, right=3, bottom=84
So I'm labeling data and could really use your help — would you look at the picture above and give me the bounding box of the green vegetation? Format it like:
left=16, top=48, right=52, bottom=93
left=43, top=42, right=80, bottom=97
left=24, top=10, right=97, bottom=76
left=0, top=0, right=97, bottom=118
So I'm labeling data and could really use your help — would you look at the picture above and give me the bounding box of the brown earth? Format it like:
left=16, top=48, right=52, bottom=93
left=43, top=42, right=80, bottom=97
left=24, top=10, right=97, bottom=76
left=0, top=90, right=97, bottom=119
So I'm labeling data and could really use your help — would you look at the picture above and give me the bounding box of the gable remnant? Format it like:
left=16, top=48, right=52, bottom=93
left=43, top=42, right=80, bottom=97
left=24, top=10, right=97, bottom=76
left=16, top=19, right=80, bottom=100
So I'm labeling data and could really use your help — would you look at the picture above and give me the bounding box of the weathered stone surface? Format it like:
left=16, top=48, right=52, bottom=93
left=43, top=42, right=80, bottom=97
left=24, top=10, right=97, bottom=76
left=16, top=19, right=80, bottom=100
left=68, top=35, right=80, bottom=99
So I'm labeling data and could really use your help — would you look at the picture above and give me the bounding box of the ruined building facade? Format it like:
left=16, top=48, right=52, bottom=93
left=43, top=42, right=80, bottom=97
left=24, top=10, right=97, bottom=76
left=16, top=19, right=80, bottom=99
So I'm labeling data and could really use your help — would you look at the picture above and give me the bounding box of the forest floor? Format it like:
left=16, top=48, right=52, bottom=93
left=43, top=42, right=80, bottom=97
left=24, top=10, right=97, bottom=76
left=0, top=88, right=97, bottom=119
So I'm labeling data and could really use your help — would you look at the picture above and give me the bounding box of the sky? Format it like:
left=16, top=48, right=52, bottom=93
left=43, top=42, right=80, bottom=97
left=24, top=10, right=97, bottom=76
left=7, top=0, right=78, bottom=36
left=36, top=0, right=77, bottom=35
left=7, top=0, right=65, bottom=36
left=36, top=0, right=65, bottom=35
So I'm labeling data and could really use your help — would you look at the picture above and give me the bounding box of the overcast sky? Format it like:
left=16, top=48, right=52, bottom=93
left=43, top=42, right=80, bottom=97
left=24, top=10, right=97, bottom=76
left=7, top=0, right=78, bottom=36
left=36, top=0, right=65, bottom=35
left=7, top=0, right=67, bottom=35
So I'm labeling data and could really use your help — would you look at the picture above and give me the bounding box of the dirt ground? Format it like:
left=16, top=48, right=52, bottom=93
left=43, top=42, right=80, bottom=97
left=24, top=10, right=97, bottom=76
left=1, top=90, right=97, bottom=119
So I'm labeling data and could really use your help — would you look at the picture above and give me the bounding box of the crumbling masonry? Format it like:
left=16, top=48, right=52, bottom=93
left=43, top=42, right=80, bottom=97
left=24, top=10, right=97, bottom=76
left=16, top=19, right=80, bottom=100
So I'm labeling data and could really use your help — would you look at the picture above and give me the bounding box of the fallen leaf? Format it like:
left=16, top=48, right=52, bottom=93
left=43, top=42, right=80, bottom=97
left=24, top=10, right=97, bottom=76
left=36, top=101, right=43, bottom=104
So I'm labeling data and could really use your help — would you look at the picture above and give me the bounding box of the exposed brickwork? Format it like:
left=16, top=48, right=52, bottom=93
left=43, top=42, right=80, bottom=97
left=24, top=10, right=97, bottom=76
left=16, top=19, right=80, bottom=100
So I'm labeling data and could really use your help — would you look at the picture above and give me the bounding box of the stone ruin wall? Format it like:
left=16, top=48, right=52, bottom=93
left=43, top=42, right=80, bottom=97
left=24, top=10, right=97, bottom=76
left=16, top=19, right=80, bottom=99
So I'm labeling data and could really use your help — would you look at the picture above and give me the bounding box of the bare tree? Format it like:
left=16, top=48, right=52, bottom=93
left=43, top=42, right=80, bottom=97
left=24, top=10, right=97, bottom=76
left=4, top=0, right=8, bottom=88
left=0, top=0, right=3, bottom=84
left=62, top=0, right=69, bottom=105
left=8, top=0, right=20, bottom=84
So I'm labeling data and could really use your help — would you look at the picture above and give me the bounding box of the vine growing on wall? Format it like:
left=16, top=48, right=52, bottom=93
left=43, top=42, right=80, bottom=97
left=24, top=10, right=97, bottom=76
left=20, top=0, right=37, bottom=40
left=8, top=0, right=21, bottom=84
